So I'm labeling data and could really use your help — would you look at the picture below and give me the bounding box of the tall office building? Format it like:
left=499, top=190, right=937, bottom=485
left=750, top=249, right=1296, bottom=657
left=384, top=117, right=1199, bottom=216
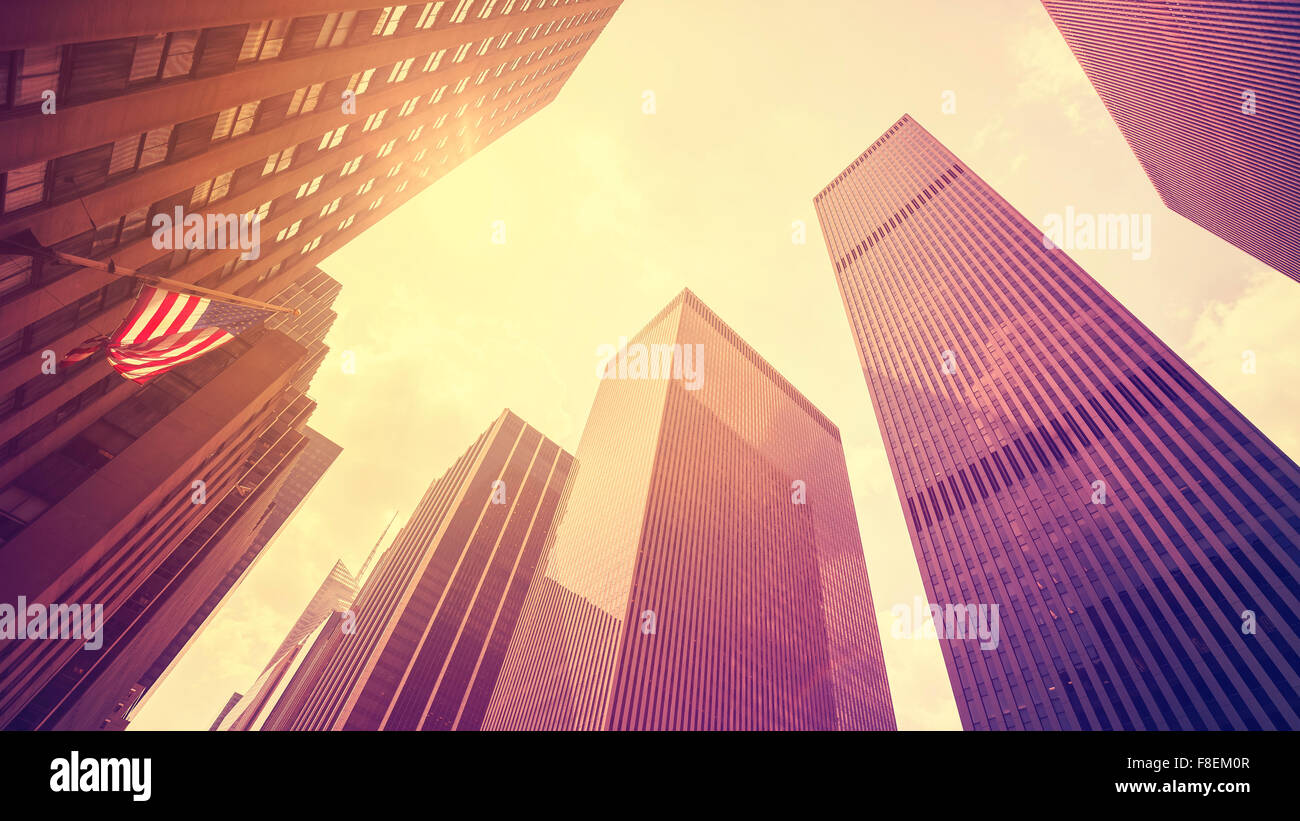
left=484, top=290, right=897, bottom=731
left=258, top=409, right=574, bottom=731
left=105, top=425, right=344, bottom=730
left=0, top=325, right=310, bottom=729
left=214, top=558, right=358, bottom=731
left=0, top=1, right=620, bottom=730
left=1040, top=0, right=1300, bottom=282
left=0, top=0, right=622, bottom=499
left=0, top=267, right=342, bottom=729
left=814, top=114, right=1300, bottom=730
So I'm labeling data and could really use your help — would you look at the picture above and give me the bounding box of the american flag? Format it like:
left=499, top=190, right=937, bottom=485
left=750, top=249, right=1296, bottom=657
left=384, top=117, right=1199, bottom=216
left=63, top=285, right=275, bottom=383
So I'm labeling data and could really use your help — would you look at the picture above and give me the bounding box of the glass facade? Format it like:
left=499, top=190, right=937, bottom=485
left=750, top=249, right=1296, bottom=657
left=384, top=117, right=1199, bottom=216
left=1042, top=0, right=1300, bottom=282
left=261, top=409, right=573, bottom=731
left=815, top=114, right=1300, bottom=730
left=484, top=290, right=897, bottom=730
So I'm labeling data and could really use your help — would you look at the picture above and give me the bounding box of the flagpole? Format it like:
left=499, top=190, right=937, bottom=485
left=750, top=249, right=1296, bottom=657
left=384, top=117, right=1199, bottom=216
left=2, top=238, right=299, bottom=316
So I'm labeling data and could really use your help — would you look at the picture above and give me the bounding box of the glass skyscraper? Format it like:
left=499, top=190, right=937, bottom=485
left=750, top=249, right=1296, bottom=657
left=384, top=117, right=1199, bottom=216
left=1041, top=0, right=1300, bottom=283
left=815, top=114, right=1300, bottom=730
left=258, top=409, right=574, bottom=731
left=484, top=289, right=897, bottom=730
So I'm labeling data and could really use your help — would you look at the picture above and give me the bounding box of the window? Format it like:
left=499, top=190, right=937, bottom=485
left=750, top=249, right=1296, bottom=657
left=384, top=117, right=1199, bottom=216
left=301, top=236, right=322, bottom=254
left=128, top=35, right=166, bottom=82
left=2, top=162, right=47, bottom=213
left=386, top=162, right=403, bottom=177
left=356, top=178, right=374, bottom=196
left=423, top=50, right=447, bottom=73
left=373, top=6, right=409, bottom=37
left=368, top=196, right=385, bottom=211
left=478, top=0, right=498, bottom=18
left=138, top=125, right=172, bottom=168
left=452, top=43, right=471, bottom=63
left=286, top=83, right=323, bottom=116
left=339, top=156, right=362, bottom=177
left=295, top=175, right=323, bottom=198
left=106, top=134, right=142, bottom=176
left=415, top=2, right=446, bottom=29
left=428, top=85, right=446, bottom=104
left=211, top=101, right=260, bottom=140
left=319, top=197, right=341, bottom=218
left=451, top=0, right=473, bottom=23
left=0, top=257, right=33, bottom=299
left=318, top=125, right=348, bottom=149
left=476, top=37, right=494, bottom=56
left=388, top=57, right=415, bottom=83
left=246, top=200, right=271, bottom=224
left=257, top=261, right=282, bottom=284
left=275, top=220, right=301, bottom=242
left=192, top=171, right=233, bottom=206
left=376, top=139, right=396, bottom=159
left=13, top=47, right=62, bottom=105
left=161, top=31, right=199, bottom=78
left=362, top=109, right=388, bottom=131
left=453, top=76, right=469, bottom=93
left=262, top=146, right=295, bottom=175
left=347, top=68, right=376, bottom=96
left=315, top=11, right=357, bottom=48
left=238, top=20, right=288, bottom=62
left=339, top=214, right=355, bottom=231
left=398, top=97, right=418, bottom=117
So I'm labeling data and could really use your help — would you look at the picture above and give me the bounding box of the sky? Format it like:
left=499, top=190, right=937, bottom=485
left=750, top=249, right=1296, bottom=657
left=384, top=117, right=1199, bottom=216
left=131, top=0, right=1300, bottom=731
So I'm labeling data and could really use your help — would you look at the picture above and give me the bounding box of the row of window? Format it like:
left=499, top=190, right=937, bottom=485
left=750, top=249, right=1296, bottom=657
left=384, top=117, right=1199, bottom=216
left=0, top=0, right=606, bottom=112
left=0, top=7, right=604, bottom=223
left=0, top=23, right=591, bottom=309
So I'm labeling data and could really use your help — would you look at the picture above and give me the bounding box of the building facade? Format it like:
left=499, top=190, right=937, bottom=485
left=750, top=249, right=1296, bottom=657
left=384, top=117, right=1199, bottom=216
left=213, top=558, right=358, bottom=731
left=258, top=409, right=574, bottom=731
left=1041, top=0, right=1300, bottom=282
left=814, top=114, right=1300, bottom=730
left=0, top=0, right=620, bottom=730
left=0, top=0, right=621, bottom=493
left=483, top=290, right=897, bottom=731
left=0, top=268, right=341, bottom=730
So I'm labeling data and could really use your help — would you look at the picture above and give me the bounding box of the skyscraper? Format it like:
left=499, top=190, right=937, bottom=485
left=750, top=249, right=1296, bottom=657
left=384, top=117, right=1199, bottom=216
left=213, top=558, right=358, bottom=731
left=107, top=425, right=344, bottom=731
left=0, top=268, right=341, bottom=730
left=814, top=114, right=1300, bottom=730
left=0, top=0, right=622, bottom=498
left=0, top=1, right=619, bottom=730
left=1040, top=0, right=1300, bottom=282
left=484, top=289, right=897, bottom=731
left=258, top=409, right=574, bottom=731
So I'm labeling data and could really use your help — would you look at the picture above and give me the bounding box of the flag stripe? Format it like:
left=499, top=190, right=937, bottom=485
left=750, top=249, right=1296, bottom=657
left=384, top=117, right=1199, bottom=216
left=114, top=288, right=171, bottom=345
left=111, top=328, right=228, bottom=370
left=67, top=284, right=274, bottom=384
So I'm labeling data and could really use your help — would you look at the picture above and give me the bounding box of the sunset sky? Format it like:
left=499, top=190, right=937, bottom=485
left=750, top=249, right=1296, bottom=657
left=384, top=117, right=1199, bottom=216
left=131, top=0, right=1300, bottom=731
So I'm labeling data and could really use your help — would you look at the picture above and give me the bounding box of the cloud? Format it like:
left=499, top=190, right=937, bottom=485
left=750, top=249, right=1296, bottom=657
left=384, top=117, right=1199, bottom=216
left=1185, top=270, right=1300, bottom=458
